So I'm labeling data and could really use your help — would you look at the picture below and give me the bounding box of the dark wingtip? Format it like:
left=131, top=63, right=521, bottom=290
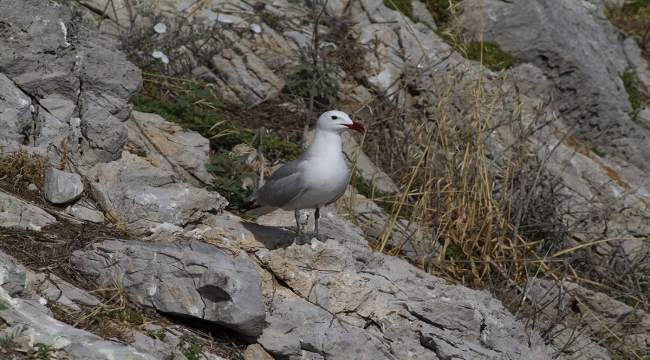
left=225, top=200, right=257, bottom=211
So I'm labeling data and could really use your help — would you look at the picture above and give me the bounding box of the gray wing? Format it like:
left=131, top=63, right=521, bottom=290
left=252, top=159, right=307, bottom=208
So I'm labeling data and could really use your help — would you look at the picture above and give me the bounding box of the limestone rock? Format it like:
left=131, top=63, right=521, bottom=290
left=126, top=111, right=213, bottom=184
left=0, top=74, right=32, bottom=148
left=86, top=152, right=226, bottom=233
left=44, top=167, right=84, bottom=204
left=0, top=191, right=56, bottom=231
left=0, top=0, right=142, bottom=167
left=211, top=48, right=283, bottom=108
left=0, top=250, right=160, bottom=359
left=460, top=0, right=650, bottom=171
left=243, top=344, right=274, bottom=360
left=66, top=203, right=105, bottom=223
left=71, top=239, right=266, bottom=336
left=255, top=235, right=550, bottom=359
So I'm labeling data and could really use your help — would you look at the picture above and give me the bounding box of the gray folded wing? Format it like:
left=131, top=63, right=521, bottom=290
left=252, top=159, right=306, bottom=208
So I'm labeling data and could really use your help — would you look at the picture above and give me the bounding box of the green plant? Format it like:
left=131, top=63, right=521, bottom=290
left=177, top=335, right=203, bottom=360
left=260, top=135, right=301, bottom=160
left=284, top=45, right=340, bottom=108
left=383, top=0, right=413, bottom=19
left=205, top=149, right=259, bottom=204
left=445, top=245, right=471, bottom=270
left=423, top=0, right=462, bottom=24
left=621, top=67, right=646, bottom=111
left=147, top=328, right=167, bottom=342
left=135, top=80, right=301, bottom=161
left=133, top=80, right=248, bottom=150
left=107, top=309, right=145, bottom=325
left=620, top=0, right=650, bottom=15
left=465, top=41, right=518, bottom=71
left=33, top=343, right=55, bottom=360
left=0, top=303, right=8, bottom=310
left=590, top=146, right=609, bottom=158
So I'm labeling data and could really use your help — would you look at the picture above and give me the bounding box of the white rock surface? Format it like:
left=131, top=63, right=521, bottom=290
left=44, top=167, right=84, bottom=204
left=0, top=191, right=56, bottom=231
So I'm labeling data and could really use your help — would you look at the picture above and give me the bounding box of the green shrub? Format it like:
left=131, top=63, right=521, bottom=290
left=423, top=0, right=462, bottom=24
left=33, top=343, right=56, bottom=360
left=177, top=335, right=203, bottom=360
left=284, top=45, right=340, bottom=109
left=205, top=150, right=258, bottom=204
left=465, top=41, right=518, bottom=71
left=621, top=67, right=646, bottom=111
left=383, top=0, right=413, bottom=19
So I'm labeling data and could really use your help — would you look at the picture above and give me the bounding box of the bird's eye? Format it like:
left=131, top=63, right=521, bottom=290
left=331, top=115, right=338, bottom=120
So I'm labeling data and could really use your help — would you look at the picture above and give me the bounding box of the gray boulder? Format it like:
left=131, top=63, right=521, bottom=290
left=44, top=167, right=84, bottom=204
left=0, top=249, right=160, bottom=359
left=0, top=0, right=142, bottom=166
left=71, top=239, right=266, bottom=336
left=0, top=73, right=31, bottom=147
left=126, top=111, right=214, bottom=185
left=460, top=0, right=650, bottom=171
left=0, top=251, right=28, bottom=297
left=86, top=152, right=226, bottom=233
left=255, top=234, right=550, bottom=359
left=0, top=191, right=56, bottom=231
left=66, top=202, right=105, bottom=223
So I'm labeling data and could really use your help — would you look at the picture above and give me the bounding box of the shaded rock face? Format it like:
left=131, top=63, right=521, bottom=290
left=0, top=0, right=142, bottom=166
left=71, top=239, right=266, bottom=337
left=461, top=0, right=650, bottom=170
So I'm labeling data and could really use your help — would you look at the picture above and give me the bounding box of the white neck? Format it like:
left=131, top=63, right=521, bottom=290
left=303, top=129, right=343, bottom=159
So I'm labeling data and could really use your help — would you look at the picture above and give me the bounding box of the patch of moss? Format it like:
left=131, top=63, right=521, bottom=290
left=260, top=135, right=300, bottom=160
left=423, top=0, right=462, bottom=24
left=621, top=67, right=646, bottom=111
left=445, top=245, right=469, bottom=269
left=133, top=95, right=251, bottom=150
left=465, top=41, right=518, bottom=71
left=620, top=0, right=650, bottom=15
left=590, top=146, right=608, bottom=158
left=383, top=0, right=413, bottom=20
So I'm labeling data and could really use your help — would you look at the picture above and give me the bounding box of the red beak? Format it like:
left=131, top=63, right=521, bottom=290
left=344, top=121, right=365, bottom=134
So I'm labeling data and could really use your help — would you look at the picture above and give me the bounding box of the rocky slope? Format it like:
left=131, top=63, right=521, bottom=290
left=1, top=0, right=650, bottom=359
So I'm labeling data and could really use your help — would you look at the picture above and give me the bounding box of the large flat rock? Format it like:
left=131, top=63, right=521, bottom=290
left=87, top=152, right=226, bottom=233
left=71, top=239, right=266, bottom=336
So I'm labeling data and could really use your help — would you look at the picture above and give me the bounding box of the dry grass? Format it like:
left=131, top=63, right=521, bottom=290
left=336, top=3, right=650, bottom=358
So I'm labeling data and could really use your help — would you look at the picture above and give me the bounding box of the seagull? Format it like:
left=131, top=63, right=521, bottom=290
left=243, top=110, right=365, bottom=240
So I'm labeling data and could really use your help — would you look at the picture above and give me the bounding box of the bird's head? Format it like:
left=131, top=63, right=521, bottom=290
left=316, top=110, right=365, bottom=134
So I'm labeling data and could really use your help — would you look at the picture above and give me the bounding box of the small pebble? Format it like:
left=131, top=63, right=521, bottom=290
left=28, top=183, right=38, bottom=191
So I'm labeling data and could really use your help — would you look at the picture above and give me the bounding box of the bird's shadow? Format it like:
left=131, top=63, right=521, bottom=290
left=239, top=220, right=332, bottom=250
left=240, top=221, right=303, bottom=250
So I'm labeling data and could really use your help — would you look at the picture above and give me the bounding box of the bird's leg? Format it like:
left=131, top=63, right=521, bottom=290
left=315, top=207, right=320, bottom=238
left=294, top=208, right=301, bottom=243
